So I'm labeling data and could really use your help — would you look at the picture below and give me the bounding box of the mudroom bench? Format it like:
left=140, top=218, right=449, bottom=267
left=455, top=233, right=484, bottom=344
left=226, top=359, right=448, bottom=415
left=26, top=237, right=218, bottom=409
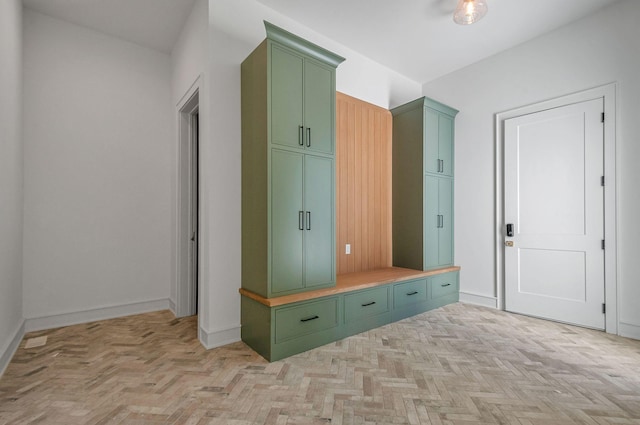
left=239, top=266, right=460, bottom=361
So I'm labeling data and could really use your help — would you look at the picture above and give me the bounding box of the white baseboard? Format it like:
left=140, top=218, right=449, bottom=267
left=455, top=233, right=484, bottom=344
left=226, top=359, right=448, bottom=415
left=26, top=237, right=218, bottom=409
left=459, top=291, right=498, bottom=308
left=24, top=298, right=171, bottom=332
left=199, top=324, right=241, bottom=350
left=169, top=298, right=177, bottom=316
left=0, top=319, right=25, bottom=378
left=618, top=321, right=640, bottom=341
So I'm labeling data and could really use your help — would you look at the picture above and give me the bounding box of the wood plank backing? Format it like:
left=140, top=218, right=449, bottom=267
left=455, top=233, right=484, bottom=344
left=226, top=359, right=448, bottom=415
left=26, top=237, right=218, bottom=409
left=336, top=92, right=392, bottom=274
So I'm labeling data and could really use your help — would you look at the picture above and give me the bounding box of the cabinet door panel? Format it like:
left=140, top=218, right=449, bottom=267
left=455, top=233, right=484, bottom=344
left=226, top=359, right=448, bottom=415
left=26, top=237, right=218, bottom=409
left=271, top=150, right=304, bottom=293
left=304, top=155, right=335, bottom=287
left=424, top=175, right=440, bottom=269
left=438, top=178, right=454, bottom=266
left=271, top=45, right=303, bottom=149
left=304, top=59, right=334, bottom=154
left=439, top=114, right=454, bottom=176
left=424, top=108, right=440, bottom=174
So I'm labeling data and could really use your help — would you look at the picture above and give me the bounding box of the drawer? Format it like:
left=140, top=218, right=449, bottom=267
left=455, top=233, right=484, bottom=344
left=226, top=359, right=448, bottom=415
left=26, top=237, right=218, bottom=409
left=393, top=278, right=428, bottom=308
left=344, top=286, right=390, bottom=323
left=274, top=297, right=339, bottom=343
left=431, top=272, right=458, bottom=299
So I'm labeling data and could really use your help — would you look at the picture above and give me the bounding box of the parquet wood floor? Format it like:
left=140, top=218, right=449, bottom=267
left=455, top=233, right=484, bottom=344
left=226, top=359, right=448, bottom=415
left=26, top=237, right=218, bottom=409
left=1, top=303, right=639, bottom=424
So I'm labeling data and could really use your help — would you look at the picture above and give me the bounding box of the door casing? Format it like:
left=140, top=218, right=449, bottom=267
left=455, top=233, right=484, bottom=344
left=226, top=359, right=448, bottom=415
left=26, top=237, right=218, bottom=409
left=176, top=78, right=200, bottom=318
left=495, top=83, right=618, bottom=333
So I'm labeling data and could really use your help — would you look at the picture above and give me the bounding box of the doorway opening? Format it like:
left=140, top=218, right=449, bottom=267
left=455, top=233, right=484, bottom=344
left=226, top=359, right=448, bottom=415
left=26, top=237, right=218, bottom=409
left=495, top=83, right=617, bottom=333
left=177, top=86, right=200, bottom=318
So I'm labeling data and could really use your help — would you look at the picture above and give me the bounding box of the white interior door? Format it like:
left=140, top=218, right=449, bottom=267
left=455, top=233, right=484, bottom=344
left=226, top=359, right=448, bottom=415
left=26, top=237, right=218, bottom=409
left=504, top=98, right=605, bottom=329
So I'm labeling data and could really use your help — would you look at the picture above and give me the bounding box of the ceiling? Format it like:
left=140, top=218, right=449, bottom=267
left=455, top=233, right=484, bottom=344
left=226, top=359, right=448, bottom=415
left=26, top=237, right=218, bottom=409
left=257, top=0, right=621, bottom=83
left=22, top=0, right=197, bottom=54
left=22, top=0, right=620, bottom=83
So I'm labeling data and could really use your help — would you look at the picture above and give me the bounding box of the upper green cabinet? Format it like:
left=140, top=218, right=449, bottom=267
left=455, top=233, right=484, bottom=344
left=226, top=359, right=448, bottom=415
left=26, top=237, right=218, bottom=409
left=270, top=33, right=337, bottom=155
left=391, top=97, right=458, bottom=271
left=241, top=22, right=345, bottom=298
left=424, top=108, right=455, bottom=176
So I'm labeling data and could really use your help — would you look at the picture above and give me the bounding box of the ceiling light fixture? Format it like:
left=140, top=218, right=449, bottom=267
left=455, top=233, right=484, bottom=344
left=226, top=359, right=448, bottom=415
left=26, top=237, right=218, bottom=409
left=453, top=0, right=488, bottom=25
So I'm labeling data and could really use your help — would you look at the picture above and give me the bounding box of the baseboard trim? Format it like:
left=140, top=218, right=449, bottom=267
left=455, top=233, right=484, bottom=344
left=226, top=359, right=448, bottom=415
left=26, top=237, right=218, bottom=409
left=24, top=298, right=171, bottom=332
left=0, top=319, right=25, bottom=378
left=459, top=291, right=498, bottom=308
left=169, top=298, right=177, bottom=316
left=618, top=321, right=640, bottom=340
left=199, top=324, right=241, bottom=350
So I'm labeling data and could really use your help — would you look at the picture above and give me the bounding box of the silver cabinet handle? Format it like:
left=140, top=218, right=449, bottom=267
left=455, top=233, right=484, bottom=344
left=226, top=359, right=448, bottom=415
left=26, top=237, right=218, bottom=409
left=298, top=211, right=304, bottom=230
left=298, top=126, right=304, bottom=146
left=306, top=211, right=311, bottom=230
left=306, top=127, right=311, bottom=147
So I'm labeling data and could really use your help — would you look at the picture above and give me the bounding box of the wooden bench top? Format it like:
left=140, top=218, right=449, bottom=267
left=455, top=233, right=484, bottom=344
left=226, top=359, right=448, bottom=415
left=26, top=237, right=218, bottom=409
left=239, top=266, right=461, bottom=307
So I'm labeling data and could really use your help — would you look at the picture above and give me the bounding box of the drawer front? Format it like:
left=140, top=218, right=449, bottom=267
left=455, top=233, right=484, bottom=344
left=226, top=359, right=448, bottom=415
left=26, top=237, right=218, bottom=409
left=344, top=286, right=390, bottom=323
left=431, top=272, right=459, bottom=299
left=274, top=297, right=339, bottom=343
left=393, top=279, right=428, bottom=308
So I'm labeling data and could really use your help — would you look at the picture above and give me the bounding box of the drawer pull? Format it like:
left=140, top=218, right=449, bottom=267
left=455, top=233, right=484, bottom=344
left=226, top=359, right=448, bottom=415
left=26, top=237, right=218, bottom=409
left=300, top=315, right=319, bottom=322
left=407, top=291, right=419, bottom=296
left=361, top=301, right=376, bottom=307
left=441, top=283, right=451, bottom=287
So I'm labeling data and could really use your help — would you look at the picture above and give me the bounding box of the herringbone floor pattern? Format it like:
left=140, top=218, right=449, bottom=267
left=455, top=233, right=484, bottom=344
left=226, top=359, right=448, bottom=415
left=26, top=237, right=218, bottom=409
left=1, top=303, right=639, bottom=424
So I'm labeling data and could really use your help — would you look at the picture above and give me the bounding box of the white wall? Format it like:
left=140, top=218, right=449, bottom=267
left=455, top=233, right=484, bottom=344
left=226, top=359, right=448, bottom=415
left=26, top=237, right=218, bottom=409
left=422, top=0, right=640, bottom=337
left=197, top=0, right=423, bottom=348
left=170, top=0, right=208, bottom=311
left=22, top=9, right=173, bottom=327
left=0, top=0, right=24, bottom=375
left=210, top=0, right=421, bottom=110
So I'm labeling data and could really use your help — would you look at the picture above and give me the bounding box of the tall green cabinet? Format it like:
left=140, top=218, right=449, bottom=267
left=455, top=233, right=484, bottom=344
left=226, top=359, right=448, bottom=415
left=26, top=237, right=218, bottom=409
left=392, top=97, right=459, bottom=271
left=241, top=21, right=345, bottom=298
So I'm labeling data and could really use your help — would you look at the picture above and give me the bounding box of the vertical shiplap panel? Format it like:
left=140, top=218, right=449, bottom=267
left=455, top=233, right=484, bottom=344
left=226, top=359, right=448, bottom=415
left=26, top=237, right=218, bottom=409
left=336, top=96, right=348, bottom=273
left=335, top=92, right=392, bottom=274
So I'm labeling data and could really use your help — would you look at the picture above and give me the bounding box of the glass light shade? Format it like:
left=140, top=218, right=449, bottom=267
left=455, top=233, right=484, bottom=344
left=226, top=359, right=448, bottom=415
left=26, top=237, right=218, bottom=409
left=453, top=0, right=488, bottom=25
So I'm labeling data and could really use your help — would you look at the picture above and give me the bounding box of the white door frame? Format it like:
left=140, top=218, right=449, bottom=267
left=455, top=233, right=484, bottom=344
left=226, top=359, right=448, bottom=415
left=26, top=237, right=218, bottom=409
left=176, top=77, right=201, bottom=317
left=495, top=83, right=618, bottom=333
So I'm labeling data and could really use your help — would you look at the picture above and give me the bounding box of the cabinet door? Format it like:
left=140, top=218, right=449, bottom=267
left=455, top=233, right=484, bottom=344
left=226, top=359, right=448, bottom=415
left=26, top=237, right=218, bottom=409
left=424, top=108, right=440, bottom=174
left=303, top=155, right=335, bottom=287
left=438, top=177, right=454, bottom=266
left=424, top=175, right=440, bottom=269
left=271, top=45, right=304, bottom=149
left=304, top=59, right=334, bottom=154
left=424, top=108, right=455, bottom=177
left=438, top=114, right=454, bottom=176
left=271, top=150, right=304, bottom=294
left=424, top=175, right=454, bottom=269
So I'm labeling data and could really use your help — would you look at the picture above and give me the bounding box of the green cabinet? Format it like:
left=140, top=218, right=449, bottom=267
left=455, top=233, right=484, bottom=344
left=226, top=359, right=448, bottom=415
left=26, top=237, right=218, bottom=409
left=241, top=269, right=459, bottom=362
left=424, top=108, right=454, bottom=176
left=271, top=44, right=335, bottom=155
left=271, top=150, right=335, bottom=293
left=424, top=175, right=453, bottom=269
left=241, top=22, right=344, bottom=298
left=392, top=97, right=458, bottom=271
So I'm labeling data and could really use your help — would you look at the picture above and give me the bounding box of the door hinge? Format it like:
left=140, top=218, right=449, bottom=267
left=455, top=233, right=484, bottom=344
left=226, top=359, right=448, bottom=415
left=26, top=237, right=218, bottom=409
left=601, top=176, right=605, bottom=186
left=602, top=303, right=606, bottom=314
left=601, top=112, right=605, bottom=123
left=601, top=239, right=605, bottom=250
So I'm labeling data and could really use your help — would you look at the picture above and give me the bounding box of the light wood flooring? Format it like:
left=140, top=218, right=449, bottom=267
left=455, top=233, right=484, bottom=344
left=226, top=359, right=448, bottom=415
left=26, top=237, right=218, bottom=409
left=1, top=303, right=639, bottom=424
